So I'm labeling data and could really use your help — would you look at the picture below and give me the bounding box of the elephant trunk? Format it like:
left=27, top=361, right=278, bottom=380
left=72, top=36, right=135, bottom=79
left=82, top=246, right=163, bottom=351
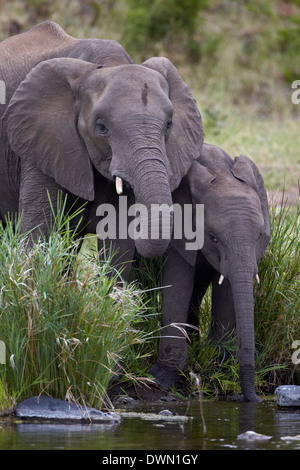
left=132, top=154, right=173, bottom=258
left=111, top=141, right=174, bottom=258
left=226, top=248, right=261, bottom=403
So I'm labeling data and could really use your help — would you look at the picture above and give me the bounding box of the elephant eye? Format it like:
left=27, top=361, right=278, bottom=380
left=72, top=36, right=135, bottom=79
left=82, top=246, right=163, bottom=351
left=209, top=233, right=218, bottom=243
left=95, top=119, right=108, bottom=134
left=166, top=119, right=173, bottom=133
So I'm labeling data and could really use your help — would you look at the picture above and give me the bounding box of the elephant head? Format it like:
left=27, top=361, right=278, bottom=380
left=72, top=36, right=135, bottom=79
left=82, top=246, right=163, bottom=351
left=187, top=145, right=270, bottom=402
left=4, top=56, right=203, bottom=258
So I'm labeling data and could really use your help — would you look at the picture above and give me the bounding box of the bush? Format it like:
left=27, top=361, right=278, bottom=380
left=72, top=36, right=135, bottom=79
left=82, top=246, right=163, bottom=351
left=122, top=0, right=207, bottom=61
left=0, top=196, right=299, bottom=407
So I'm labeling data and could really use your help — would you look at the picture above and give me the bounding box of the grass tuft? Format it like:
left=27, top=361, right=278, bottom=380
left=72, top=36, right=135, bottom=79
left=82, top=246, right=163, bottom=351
left=0, top=209, right=151, bottom=410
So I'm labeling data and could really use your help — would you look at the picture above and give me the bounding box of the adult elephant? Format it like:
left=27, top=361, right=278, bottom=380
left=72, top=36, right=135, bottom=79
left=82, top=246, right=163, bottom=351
left=0, top=21, right=203, bottom=259
left=148, top=143, right=270, bottom=402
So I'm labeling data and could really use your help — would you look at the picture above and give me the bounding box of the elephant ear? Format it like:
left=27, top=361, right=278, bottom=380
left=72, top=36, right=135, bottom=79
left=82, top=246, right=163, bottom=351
left=185, top=160, right=216, bottom=200
left=142, top=57, right=204, bottom=190
left=231, top=155, right=270, bottom=257
left=4, top=58, right=97, bottom=201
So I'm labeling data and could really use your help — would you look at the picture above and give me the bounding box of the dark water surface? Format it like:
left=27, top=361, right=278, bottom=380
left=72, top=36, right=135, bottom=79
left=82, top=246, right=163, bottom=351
left=1, top=399, right=300, bottom=450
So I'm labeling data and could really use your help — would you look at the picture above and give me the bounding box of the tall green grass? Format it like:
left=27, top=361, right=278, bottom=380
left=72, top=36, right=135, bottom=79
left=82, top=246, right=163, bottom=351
left=0, top=196, right=298, bottom=409
left=0, top=209, right=151, bottom=411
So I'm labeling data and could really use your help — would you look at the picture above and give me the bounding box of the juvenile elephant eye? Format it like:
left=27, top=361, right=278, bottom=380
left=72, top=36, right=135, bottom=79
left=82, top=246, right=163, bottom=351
left=95, top=119, right=108, bottom=134
left=166, top=119, right=173, bottom=132
left=209, top=233, right=218, bottom=243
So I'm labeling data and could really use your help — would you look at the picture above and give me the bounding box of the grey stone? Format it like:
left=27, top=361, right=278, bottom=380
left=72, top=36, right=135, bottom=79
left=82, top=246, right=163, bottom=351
left=158, top=409, right=173, bottom=416
left=275, top=385, right=300, bottom=407
left=116, top=396, right=139, bottom=405
left=237, top=431, right=272, bottom=441
left=16, top=396, right=121, bottom=423
left=160, top=395, right=176, bottom=402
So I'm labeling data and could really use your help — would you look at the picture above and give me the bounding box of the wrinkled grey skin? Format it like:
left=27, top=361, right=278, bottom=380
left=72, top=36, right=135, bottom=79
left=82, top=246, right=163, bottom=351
left=148, top=143, right=270, bottom=403
left=0, top=21, right=203, bottom=258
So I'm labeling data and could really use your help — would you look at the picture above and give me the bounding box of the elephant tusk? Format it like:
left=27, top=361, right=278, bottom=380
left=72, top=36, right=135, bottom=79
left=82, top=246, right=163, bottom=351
left=115, top=177, right=123, bottom=195
left=10, top=354, right=16, bottom=370
left=255, top=274, right=260, bottom=284
left=218, top=274, right=224, bottom=285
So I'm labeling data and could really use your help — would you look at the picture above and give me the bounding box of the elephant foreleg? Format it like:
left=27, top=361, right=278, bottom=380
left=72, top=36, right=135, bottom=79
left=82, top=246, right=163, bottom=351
left=19, top=162, right=62, bottom=244
left=148, top=247, right=195, bottom=388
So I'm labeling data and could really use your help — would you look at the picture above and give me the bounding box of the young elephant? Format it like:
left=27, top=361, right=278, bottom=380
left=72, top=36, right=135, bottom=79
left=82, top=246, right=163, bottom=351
left=148, top=143, right=270, bottom=403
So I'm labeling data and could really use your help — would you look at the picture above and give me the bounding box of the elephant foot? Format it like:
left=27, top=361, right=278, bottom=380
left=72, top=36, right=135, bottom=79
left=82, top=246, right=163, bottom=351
left=239, top=365, right=262, bottom=403
left=147, top=361, right=182, bottom=389
left=243, top=392, right=262, bottom=403
left=224, top=393, right=261, bottom=403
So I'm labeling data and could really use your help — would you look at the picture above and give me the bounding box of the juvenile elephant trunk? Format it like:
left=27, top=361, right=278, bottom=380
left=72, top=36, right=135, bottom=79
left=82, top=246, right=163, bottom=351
left=228, top=257, right=261, bottom=403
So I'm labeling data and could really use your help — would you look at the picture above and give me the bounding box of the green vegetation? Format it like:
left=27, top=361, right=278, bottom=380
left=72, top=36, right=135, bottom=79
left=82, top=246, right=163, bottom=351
left=255, top=197, right=300, bottom=390
left=122, top=0, right=208, bottom=61
left=0, top=208, right=153, bottom=411
left=0, top=199, right=298, bottom=408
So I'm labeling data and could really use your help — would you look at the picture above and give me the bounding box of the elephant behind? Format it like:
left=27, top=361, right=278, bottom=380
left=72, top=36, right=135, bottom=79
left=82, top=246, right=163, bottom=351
left=148, top=143, right=270, bottom=403
left=0, top=21, right=203, bottom=260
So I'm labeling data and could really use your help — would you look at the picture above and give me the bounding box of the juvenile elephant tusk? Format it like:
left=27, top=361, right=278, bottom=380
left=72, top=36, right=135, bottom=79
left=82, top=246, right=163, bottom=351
left=218, top=274, right=224, bottom=285
left=255, top=274, right=260, bottom=284
left=115, top=177, right=123, bottom=195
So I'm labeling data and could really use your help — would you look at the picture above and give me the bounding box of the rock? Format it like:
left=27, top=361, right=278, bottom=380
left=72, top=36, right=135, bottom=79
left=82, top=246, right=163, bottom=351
left=158, top=409, right=173, bottom=416
left=275, top=385, right=300, bottom=407
left=116, top=396, right=139, bottom=405
left=16, top=396, right=121, bottom=423
left=237, top=431, right=272, bottom=441
left=281, top=435, right=300, bottom=441
left=160, top=395, right=176, bottom=402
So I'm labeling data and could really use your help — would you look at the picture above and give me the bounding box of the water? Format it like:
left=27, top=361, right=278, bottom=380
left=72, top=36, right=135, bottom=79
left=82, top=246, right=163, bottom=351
left=1, top=399, right=300, bottom=450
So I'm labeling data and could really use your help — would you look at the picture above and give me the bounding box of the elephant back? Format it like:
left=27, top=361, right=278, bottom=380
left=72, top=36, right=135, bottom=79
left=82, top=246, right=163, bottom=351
left=0, top=22, right=75, bottom=110
left=0, top=20, right=133, bottom=114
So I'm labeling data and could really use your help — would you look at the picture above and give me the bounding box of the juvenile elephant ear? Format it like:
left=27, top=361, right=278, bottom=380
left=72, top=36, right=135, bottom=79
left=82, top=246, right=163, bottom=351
left=170, top=161, right=216, bottom=266
left=231, top=155, right=270, bottom=256
left=142, top=57, right=204, bottom=190
left=4, top=58, right=97, bottom=201
left=186, top=160, right=216, bottom=200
